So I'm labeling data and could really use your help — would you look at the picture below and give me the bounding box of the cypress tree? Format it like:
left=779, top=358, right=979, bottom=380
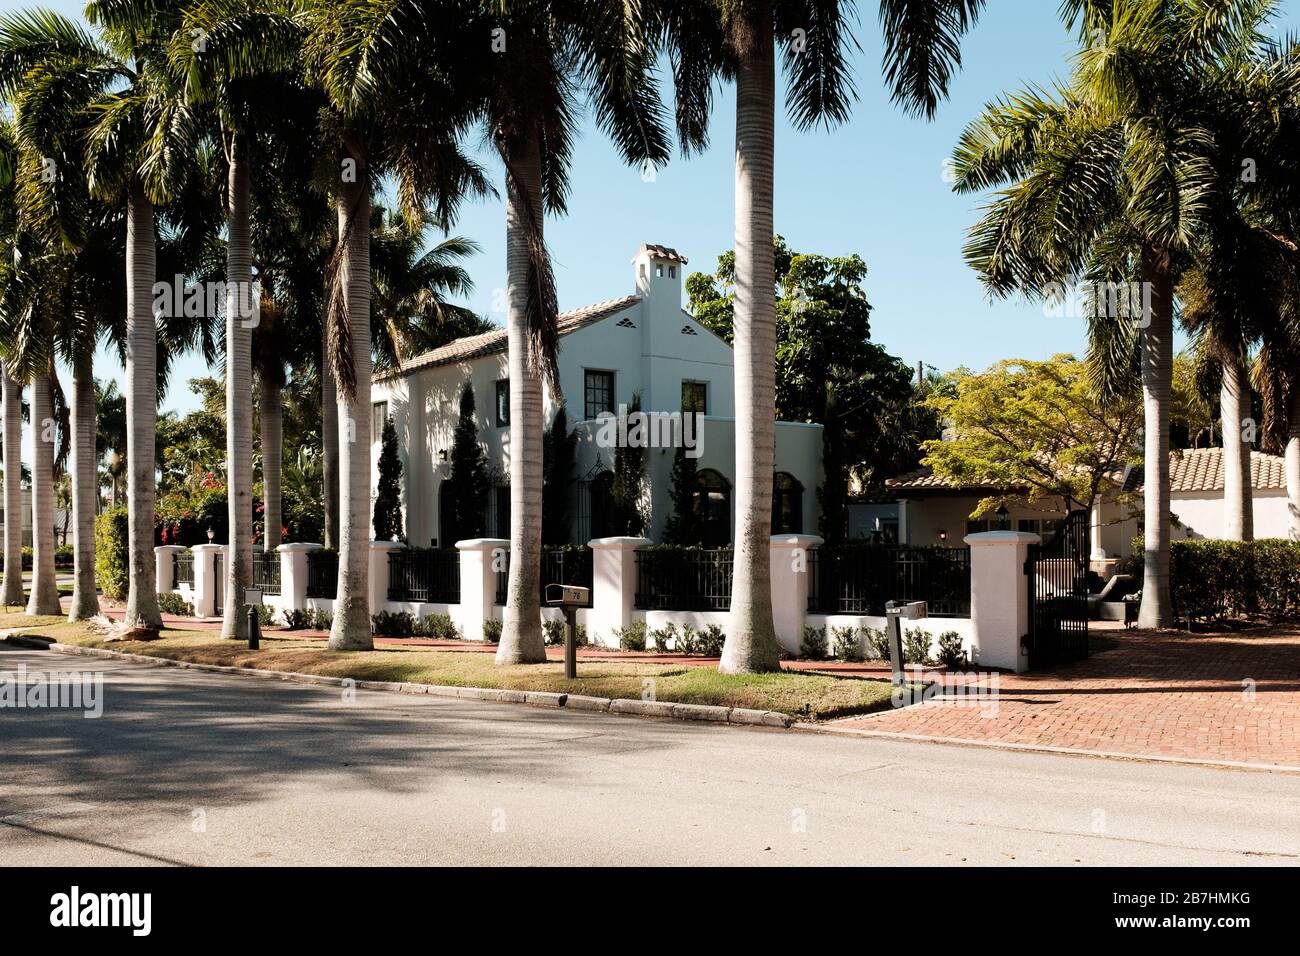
left=372, top=416, right=404, bottom=541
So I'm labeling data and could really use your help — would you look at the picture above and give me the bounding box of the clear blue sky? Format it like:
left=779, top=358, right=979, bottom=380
left=19, top=0, right=1300, bottom=435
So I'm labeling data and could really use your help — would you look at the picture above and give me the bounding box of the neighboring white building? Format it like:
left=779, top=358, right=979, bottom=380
left=371, top=244, right=824, bottom=547
left=858, top=447, right=1294, bottom=567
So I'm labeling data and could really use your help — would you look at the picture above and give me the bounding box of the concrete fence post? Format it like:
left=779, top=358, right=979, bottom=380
left=588, top=537, right=652, bottom=647
left=278, top=542, right=322, bottom=611
left=454, top=538, right=509, bottom=640
left=964, top=530, right=1040, bottom=672
left=368, top=540, right=405, bottom=610
left=154, top=545, right=185, bottom=593
left=769, top=534, right=822, bottom=655
left=190, top=543, right=224, bottom=618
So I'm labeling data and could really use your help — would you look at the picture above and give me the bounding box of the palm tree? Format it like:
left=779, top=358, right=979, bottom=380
left=174, top=0, right=308, bottom=637
left=657, top=0, right=980, bottom=671
left=949, top=0, right=1275, bottom=628
left=465, top=0, right=670, bottom=665
left=1, top=4, right=205, bottom=628
left=305, top=0, right=491, bottom=650
left=0, top=118, right=25, bottom=608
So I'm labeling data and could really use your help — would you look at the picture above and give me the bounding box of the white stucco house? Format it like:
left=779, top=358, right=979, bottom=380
left=370, top=244, right=824, bottom=547
left=854, top=446, right=1295, bottom=570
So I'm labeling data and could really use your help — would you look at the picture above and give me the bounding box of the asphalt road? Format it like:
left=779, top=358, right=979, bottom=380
left=3, top=643, right=1299, bottom=866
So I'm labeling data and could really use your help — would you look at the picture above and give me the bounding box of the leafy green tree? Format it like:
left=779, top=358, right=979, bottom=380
left=372, top=416, right=403, bottom=542
left=922, top=355, right=1143, bottom=518
left=662, top=446, right=702, bottom=545
left=687, top=238, right=920, bottom=492
left=542, top=405, right=576, bottom=546
left=446, top=381, right=489, bottom=545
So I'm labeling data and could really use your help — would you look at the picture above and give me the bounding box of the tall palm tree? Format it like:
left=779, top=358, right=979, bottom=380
left=305, top=0, right=491, bottom=649
left=657, top=0, right=980, bottom=671
left=950, top=0, right=1273, bottom=628
left=464, top=0, right=671, bottom=665
left=1, top=4, right=203, bottom=629
left=0, top=117, right=25, bottom=609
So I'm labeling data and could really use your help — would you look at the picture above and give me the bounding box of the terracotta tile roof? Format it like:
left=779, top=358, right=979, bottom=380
left=376, top=295, right=641, bottom=380
left=1164, top=447, right=1285, bottom=493
left=632, top=243, right=689, bottom=264
left=887, top=447, right=1288, bottom=496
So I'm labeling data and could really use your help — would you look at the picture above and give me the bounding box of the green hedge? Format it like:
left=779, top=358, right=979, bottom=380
left=1135, top=539, right=1300, bottom=625
left=95, top=507, right=130, bottom=600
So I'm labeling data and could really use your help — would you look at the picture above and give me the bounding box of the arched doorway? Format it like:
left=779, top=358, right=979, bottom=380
left=693, top=469, right=731, bottom=548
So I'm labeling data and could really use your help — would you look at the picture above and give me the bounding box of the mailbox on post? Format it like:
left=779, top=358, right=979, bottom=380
left=545, top=583, right=589, bottom=679
left=884, top=600, right=927, bottom=688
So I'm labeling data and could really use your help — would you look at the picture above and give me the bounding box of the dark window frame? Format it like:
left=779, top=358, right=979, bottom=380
left=495, top=379, right=509, bottom=427
left=681, top=380, right=708, bottom=416
left=584, top=369, right=616, bottom=421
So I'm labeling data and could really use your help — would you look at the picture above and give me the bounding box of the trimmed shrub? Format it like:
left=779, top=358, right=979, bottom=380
left=256, top=604, right=276, bottom=629
left=281, top=608, right=314, bottom=630
left=418, top=613, right=459, bottom=640
left=543, top=618, right=565, bottom=646
left=615, top=620, right=648, bottom=652
left=371, top=610, right=416, bottom=637
left=903, top=627, right=930, bottom=665
left=800, top=625, right=828, bottom=661
left=865, top=626, right=891, bottom=660
left=831, top=625, right=862, bottom=662
left=936, top=630, right=965, bottom=667
left=156, top=592, right=194, bottom=616
left=94, top=508, right=129, bottom=600
left=698, top=623, right=725, bottom=657
left=677, top=623, right=699, bottom=655
left=650, top=622, right=677, bottom=653
left=1131, top=537, right=1300, bottom=625
left=482, top=618, right=503, bottom=643
left=311, top=609, right=333, bottom=631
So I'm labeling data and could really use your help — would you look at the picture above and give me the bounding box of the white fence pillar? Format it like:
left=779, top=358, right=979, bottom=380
left=278, top=542, right=321, bottom=611
left=769, top=534, right=822, bottom=654
left=369, top=540, right=405, bottom=610
left=588, top=537, right=652, bottom=647
left=154, top=545, right=185, bottom=593
left=190, top=543, right=224, bottom=618
left=964, top=530, right=1039, bottom=672
left=454, top=538, right=508, bottom=640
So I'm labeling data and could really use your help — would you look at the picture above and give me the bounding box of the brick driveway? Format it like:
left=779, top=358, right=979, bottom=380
left=835, top=625, right=1300, bottom=769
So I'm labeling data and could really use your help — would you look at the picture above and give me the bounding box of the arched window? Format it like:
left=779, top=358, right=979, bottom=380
left=693, top=469, right=731, bottom=548
left=771, top=472, right=804, bottom=534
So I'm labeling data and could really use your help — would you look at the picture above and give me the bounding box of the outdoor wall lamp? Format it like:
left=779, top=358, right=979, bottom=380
left=995, top=505, right=1009, bottom=531
left=207, top=527, right=215, bottom=543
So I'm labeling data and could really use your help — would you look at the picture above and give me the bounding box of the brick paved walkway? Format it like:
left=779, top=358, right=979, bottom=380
left=835, top=626, right=1300, bottom=768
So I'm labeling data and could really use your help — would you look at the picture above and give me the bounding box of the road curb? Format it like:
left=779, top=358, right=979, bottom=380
left=25, top=641, right=794, bottom=730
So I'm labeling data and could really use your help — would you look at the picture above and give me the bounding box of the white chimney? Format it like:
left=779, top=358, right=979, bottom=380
left=632, top=243, right=687, bottom=308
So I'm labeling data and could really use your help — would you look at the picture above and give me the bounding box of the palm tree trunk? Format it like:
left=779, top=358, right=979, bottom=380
left=719, top=6, right=781, bottom=674
left=1288, top=387, right=1300, bottom=541
left=123, top=180, right=163, bottom=629
left=1137, top=247, right=1174, bottom=629
left=68, top=349, right=100, bottom=620
left=27, top=373, right=62, bottom=616
left=1, top=366, right=24, bottom=607
left=329, top=159, right=374, bottom=651
left=322, top=339, right=339, bottom=548
left=223, top=140, right=253, bottom=638
left=495, top=130, right=546, bottom=665
left=1220, top=353, right=1253, bottom=541
left=262, top=378, right=283, bottom=550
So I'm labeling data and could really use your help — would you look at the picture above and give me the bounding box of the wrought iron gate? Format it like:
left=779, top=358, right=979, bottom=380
left=1025, top=510, right=1089, bottom=667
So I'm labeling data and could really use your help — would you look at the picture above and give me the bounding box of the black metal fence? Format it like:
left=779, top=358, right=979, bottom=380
left=634, top=548, right=733, bottom=611
left=388, top=549, right=461, bottom=603
left=252, top=551, right=281, bottom=596
left=807, top=545, right=971, bottom=617
left=306, top=550, right=338, bottom=599
left=495, top=548, right=594, bottom=607
left=173, top=551, right=194, bottom=586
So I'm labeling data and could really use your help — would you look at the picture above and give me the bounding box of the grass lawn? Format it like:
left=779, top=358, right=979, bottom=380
left=19, top=621, right=903, bottom=721
left=0, top=608, right=69, bottom=628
